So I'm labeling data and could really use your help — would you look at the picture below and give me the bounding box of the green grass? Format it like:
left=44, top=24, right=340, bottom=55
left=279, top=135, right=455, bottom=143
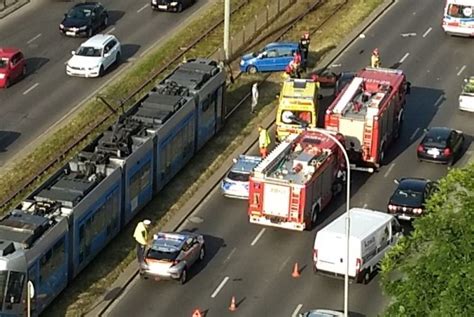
left=39, top=0, right=384, bottom=316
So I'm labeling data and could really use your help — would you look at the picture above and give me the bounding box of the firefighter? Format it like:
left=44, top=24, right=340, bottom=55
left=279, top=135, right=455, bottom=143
left=288, top=60, right=301, bottom=78
left=258, top=125, right=271, bottom=158
left=133, top=219, right=151, bottom=264
left=299, top=32, right=310, bottom=67
left=371, top=48, right=381, bottom=68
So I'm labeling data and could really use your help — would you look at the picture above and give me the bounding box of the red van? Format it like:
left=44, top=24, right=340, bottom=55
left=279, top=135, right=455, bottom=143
left=0, top=48, right=27, bottom=88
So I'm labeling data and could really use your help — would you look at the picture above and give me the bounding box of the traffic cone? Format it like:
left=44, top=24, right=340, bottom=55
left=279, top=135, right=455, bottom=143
left=292, top=262, right=301, bottom=278
left=192, top=309, right=202, bottom=317
left=229, top=296, right=237, bottom=311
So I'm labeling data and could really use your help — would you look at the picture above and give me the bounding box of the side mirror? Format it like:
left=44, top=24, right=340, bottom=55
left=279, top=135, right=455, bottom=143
left=393, top=179, right=399, bottom=185
left=232, top=158, right=238, bottom=164
left=71, top=50, right=76, bottom=55
left=153, top=234, right=158, bottom=240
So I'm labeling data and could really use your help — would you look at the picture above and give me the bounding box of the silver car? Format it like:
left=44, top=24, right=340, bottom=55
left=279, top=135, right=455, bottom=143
left=139, top=231, right=205, bottom=284
left=220, top=155, right=261, bottom=199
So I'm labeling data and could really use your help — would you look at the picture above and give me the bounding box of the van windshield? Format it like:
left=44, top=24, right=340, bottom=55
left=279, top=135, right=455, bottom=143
left=447, top=4, right=473, bottom=18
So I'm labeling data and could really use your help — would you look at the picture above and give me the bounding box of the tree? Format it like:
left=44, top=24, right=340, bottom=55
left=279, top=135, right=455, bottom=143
left=381, top=164, right=474, bottom=317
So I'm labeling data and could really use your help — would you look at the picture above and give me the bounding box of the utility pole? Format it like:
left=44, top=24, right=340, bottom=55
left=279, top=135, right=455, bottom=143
left=223, top=0, right=230, bottom=61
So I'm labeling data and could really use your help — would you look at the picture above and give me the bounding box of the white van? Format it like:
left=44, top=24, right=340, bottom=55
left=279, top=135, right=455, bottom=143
left=312, top=208, right=402, bottom=284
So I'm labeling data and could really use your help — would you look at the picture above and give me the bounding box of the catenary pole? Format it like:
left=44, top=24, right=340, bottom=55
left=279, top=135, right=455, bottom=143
left=223, top=0, right=231, bottom=60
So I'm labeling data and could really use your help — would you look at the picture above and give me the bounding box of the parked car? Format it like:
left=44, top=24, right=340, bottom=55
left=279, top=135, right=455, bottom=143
left=459, top=76, right=474, bottom=112
left=240, top=42, right=301, bottom=74
left=0, top=48, right=26, bottom=88
left=221, top=155, right=261, bottom=199
left=151, top=0, right=195, bottom=12
left=60, top=2, right=109, bottom=38
left=299, top=309, right=344, bottom=317
left=417, top=127, right=464, bottom=165
left=139, top=232, right=205, bottom=284
left=387, top=178, right=438, bottom=221
left=66, top=34, right=121, bottom=78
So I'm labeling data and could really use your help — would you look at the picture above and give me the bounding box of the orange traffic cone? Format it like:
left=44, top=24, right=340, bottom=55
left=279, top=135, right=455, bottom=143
left=292, top=262, right=301, bottom=278
left=192, top=309, right=202, bottom=317
left=229, top=296, right=237, bottom=311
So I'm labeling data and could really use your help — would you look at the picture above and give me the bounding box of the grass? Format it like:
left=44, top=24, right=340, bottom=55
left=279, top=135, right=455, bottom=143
left=39, top=0, right=385, bottom=316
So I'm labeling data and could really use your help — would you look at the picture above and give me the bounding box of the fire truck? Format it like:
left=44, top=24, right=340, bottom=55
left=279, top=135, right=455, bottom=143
left=248, top=129, right=346, bottom=231
left=324, top=67, right=410, bottom=172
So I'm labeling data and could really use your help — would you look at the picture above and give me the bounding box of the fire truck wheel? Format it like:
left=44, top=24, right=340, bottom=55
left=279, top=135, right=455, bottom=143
left=311, top=205, right=320, bottom=226
left=332, top=181, right=343, bottom=195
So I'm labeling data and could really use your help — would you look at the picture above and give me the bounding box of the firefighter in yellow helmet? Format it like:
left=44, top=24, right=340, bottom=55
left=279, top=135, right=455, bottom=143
left=258, top=125, right=271, bottom=158
left=371, top=48, right=381, bottom=68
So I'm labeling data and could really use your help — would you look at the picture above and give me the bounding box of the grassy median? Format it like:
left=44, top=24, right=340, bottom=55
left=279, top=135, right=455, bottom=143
left=37, top=0, right=385, bottom=316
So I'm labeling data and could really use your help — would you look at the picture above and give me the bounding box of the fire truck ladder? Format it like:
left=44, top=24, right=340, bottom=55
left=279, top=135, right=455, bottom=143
left=363, top=121, right=373, bottom=155
left=289, top=192, right=301, bottom=220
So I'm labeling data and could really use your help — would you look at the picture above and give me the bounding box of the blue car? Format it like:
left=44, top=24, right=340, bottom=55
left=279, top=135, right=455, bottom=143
left=221, top=155, right=262, bottom=199
left=239, top=42, right=301, bottom=74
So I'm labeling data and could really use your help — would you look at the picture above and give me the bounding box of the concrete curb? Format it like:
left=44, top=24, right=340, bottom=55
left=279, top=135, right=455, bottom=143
left=0, top=0, right=28, bottom=19
left=86, top=0, right=396, bottom=315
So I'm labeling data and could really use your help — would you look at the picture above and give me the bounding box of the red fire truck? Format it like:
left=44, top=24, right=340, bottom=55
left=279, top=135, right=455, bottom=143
left=324, top=67, right=410, bottom=172
left=248, top=129, right=346, bottom=231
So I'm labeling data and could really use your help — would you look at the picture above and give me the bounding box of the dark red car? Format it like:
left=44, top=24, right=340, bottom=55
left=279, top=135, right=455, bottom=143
left=0, top=48, right=27, bottom=88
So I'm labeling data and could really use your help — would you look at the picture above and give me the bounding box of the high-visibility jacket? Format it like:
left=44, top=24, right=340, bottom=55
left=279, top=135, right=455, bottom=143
left=371, top=54, right=381, bottom=68
left=133, top=222, right=148, bottom=245
left=259, top=129, right=271, bottom=149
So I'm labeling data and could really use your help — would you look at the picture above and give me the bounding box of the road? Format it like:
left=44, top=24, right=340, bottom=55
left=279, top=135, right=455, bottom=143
left=106, top=0, right=474, bottom=316
left=0, top=0, right=212, bottom=167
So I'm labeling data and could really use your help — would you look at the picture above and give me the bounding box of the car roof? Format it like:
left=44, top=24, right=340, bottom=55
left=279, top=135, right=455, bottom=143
left=265, top=41, right=299, bottom=49
left=152, top=232, right=194, bottom=250
left=0, top=48, right=21, bottom=58
left=425, top=127, right=452, bottom=138
left=73, top=2, right=102, bottom=9
left=81, top=34, right=115, bottom=47
left=398, top=178, right=430, bottom=192
left=230, top=155, right=261, bottom=173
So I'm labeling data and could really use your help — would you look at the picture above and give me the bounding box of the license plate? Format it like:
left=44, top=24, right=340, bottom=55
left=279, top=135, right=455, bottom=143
left=66, top=31, right=76, bottom=36
left=427, top=148, right=440, bottom=156
left=398, top=214, right=411, bottom=220
left=158, top=5, right=167, bottom=9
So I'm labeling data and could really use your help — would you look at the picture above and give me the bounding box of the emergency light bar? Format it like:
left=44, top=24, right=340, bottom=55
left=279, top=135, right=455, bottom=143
left=365, top=67, right=404, bottom=75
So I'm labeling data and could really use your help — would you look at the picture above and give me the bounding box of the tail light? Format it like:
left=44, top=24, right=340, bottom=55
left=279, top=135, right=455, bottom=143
left=313, top=249, right=318, bottom=262
left=355, top=258, right=363, bottom=274
left=417, top=144, right=424, bottom=152
left=443, top=147, right=452, bottom=156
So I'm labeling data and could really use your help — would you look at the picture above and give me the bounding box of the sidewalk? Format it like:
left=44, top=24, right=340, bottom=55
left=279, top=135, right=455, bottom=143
left=0, top=0, right=29, bottom=19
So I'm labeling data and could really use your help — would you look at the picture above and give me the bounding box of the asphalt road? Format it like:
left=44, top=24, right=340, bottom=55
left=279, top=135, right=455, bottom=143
left=0, top=0, right=212, bottom=167
left=107, top=0, right=474, bottom=316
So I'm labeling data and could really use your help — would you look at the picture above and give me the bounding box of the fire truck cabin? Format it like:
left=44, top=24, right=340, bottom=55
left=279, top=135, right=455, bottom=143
left=248, top=130, right=345, bottom=231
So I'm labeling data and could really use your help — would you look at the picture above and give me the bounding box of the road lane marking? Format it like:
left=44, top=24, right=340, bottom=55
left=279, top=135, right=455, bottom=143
left=223, top=247, right=236, bottom=264
left=278, top=255, right=291, bottom=273
left=210, top=276, right=229, bottom=298
left=384, top=163, right=395, bottom=178
left=410, top=127, right=420, bottom=141
left=23, top=83, right=39, bottom=95
left=291, top=304, right=303, bottom=317
left=457, top=65, right=466, bottom=76
left=137, top=4, right=149, bottom=13
left=399, top=52, right=410, bottom=63
left=250, top=228, right=266, bottom=246
left=434, top=95, right=444, bottom=107
left=106, top=27, right=116, bottom=34
left=27, top=33, right=42, bottom=44
left=400, top=32, right=416, bottom=37
left=422, top=27, right=432, bottom=38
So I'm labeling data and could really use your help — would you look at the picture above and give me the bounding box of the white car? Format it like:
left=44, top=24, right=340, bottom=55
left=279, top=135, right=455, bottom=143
left=66, top=34, right=121, bottom=77
left=299, top=309, right=344, bottom=317
left=459, top=77, right=474, bottom=112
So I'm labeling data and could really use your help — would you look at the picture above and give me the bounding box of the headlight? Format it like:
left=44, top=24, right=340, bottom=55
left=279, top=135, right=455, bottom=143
left=78, top=25, right=88, bottom=31
left=240, top=60, right=244, bottom=66
left=170, top=1, right=178, bottom=5
left=0, top=74, right=5, bottom=79
left=152, top=0, right=157, bottom=3
left=88, top=65, right=100, bottom=70
left=59, top=24, right=64, bottom=29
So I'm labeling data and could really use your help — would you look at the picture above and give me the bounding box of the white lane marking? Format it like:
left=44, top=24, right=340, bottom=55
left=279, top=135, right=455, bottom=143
left=137, top=4, right=149, bottom=13
left=363, top=203, right=368, bottom=208
left=250, top=228, right=266, bottom=246
left=278, top=256, right=291, bottom=273
left=434, top=95, right=444, bottom=107
left=399, top=52, right=410, bottom=63
left=106, top=27, right=116, bottom=34
left=457, top=65, right=466, bottom=76
left=384, top=163, right=396, bottom=178
left=422, top=27, right=432, bottom=38
left=27, top=33, right=42, bottom=44
left=410, top=127, right=420, bottom=141
left=401, top=32, right=416, bottom=37
left=223, top=247, right=236, bottom=264
left=210, top=276, right=229, bottom=298
left=291, top=304, right=303, bottom=317
left=23, top=83, right=39, bottom=95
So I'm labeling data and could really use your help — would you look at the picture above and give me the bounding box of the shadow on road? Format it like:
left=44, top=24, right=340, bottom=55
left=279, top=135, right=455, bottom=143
left=0, top=130, right=21, bottom=152
left=25, top=57, right=50, bottom=74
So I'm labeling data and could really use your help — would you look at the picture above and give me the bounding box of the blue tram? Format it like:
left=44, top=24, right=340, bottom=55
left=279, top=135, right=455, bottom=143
left=0, top=58, right=226, bottom=316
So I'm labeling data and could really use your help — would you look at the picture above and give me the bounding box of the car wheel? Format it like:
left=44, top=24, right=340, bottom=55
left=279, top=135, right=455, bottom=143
left=99, top=65, right=105, bottom=77
left=87, top=27, right=93, bottom=38
left=180, top=268, right=187, bottom=285
left=22, top=66, right=27, bottom=78
left=4, top=78, right=10, bottom=88
left=447, top=157, right=454, bottom=166
left=199, top=245, right=206, bottom=261
left=115, top=52, right=121, bottom=65
left=177, top=3, right=183, bottom=12
left=247, top=65, right=257, bottom=74
left=103, top=16, right=109, bottom=28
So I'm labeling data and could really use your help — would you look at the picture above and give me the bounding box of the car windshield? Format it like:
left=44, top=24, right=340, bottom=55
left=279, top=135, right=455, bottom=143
left=67, top=8, right=92, bottom=19
left=227, top=171, right=249, bottom=182
left=76, top=46, right=102, bottom=57
left=447, top=4, right=473, bottom=18
left=0, top=58, right=8, bottom=69
left=391, top=189, right=423, bottom=207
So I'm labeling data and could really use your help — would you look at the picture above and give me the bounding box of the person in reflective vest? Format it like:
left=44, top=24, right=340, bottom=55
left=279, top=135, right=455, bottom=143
left=133, top=219, right=151, bottom=264
left=258, top=126, right=271, bottom=158
left=371, top=48, right=381, bottom=68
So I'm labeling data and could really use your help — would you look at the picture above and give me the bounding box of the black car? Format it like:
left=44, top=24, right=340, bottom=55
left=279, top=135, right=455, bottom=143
left=151, top=0, right=195, bottom=12
left=60, top=2, right=109, bottom=38
left=417, top=127, right=464, bottom=165
left=387, top=178, right=438, bottom=221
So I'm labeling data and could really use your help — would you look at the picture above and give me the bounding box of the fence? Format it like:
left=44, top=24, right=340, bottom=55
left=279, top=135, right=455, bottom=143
left=0, top=0, right=28, bottom=18
left=210, top=0, right=295, bottom=61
